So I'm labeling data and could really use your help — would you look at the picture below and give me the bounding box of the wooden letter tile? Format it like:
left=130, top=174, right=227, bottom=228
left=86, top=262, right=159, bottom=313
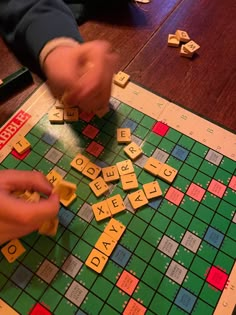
left=167, top=34, right=180, bottom=47
left=103, top=218, right=126, bottom=241
left=82, top=161, right=101, bottom=180
left=180, top=45, right=193, bottom=58
left=1, top=239, right=26, bottom=263
left=70, top=153, right=90, bottom=172
left=124, top=142, right=143, bottom=160
left=48, top=107, right=64, bottom=124
left=107, top=194, right=126, bottom=215
left=46, top=169, right=63, bottom=187
left=128, top=189, right=149, bottom=210
left=95, top=232, right=117, bottom=256
left=114, top=71, right=130, bottom=88
left=102, top=165, right=120, bottom=182
left=53, top=179, right=77, bottom=200
left=175, top=30, right=190, bottom=43
left=89, top=176, right=109, bottom=197
left=117, top=128, right=131, bottom=144
left=85, top=248, right=108, bottom=273
left=183, top=40, right=200, bottom=54
left=92, top=200, right=111, bottom=221
left=64, top=108, right=79, bottom=122
left=143, top=181, right=162, bottom=199
left=38, top=217, right=59, bottom=236
left=116, top=159, right=134, bottom=176
left=13, top=136, right=31, bottom=154
left=144, top=157, right=163, bottom=176
left=157, top=164, right=178, bottom=183
left=120, top=173, right=139, bottom=191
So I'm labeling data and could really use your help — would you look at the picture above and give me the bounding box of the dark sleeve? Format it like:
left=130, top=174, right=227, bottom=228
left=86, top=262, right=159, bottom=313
left=0, top=0, right=83, bottom=75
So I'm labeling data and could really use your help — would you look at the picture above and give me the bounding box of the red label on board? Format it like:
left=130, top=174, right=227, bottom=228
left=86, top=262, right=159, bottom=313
left=0, top=110, right=31, bottom=150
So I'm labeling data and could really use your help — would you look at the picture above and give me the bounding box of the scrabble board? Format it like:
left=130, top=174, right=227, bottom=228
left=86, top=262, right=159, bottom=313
left=0, top=81, right=235, bottom=315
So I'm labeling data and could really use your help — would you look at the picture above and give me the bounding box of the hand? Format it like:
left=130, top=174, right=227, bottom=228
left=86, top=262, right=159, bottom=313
left=43, top=40, right=118, bottom=113
left=0, top=170, right=60, bottom=245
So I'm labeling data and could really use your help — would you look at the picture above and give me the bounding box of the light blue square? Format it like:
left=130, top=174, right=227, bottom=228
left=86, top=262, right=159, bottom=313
left=111, top=245, right=132, bottom=268
left=204, top=226, right=224, bottom=248
left=175, top=288, right=197, bottom=313
left=172, top=145, right=189, bottom=161
left=11, top=265, right=33, bottom=289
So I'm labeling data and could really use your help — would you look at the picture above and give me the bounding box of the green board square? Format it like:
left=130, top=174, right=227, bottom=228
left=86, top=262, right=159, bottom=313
left=34, top=237, right=56, bottom=257
left=166, top=221, right=185, bottom=242
left=173, top=208, right=192, bottom=228
left=174, top=245, right=194, bottom=268
left=191, top=142, right=208, bottom=157
left=211, top=213, right=230, bottom=233
left=149, top=293, right=171, bottom=315
left=216, top=200, right=235, bottom=220
left=128, top=108, right=144, bottom=123
left=126, top=254, right=147, bottom=278
left=120, top=230, right=140, bottom=252
left=26, top=133, right=39, bottom=147
left=117, top=102, right=132, bottom=116
left=100, top=304, right=120, bottom=315
left=140, top=115, right=155, bottom=128
left=23, top=150, right=42, bottom=167
left=133, top=281, right=155, bottom=307
left=185, top=153, right=203, bottom=169
left=199, top=282, right=221, bottom=307
left=192, top=299, right=214, bottom=315
left=190, top=256, right=209, bottom=279
left=214, top=250, right=234, bottom=273
left=193, top=171, right=211, bottom=188
left=82, top=225, right=101, bottom=247
left=178, top=135, right=195, bottom=150
left=141, top=141, right=156, bottom=156
left=36, top=158, right=54, bottom=174
left=51, top=271, right=73, bottom=294
left=91, top=277, right=113, bottom=300
left=136, top=205, right=155, bottom=223
left=188, top=217, right=207, bottom=237
left=102, top=260, right=122, bottom=284
left=183, top=271, right=204, bottom=295
left=23, top=250, right=44, bottom=272
left=150, top=251, right=170, bottom=273
left=142, top=225, right=163, bottom=247
left=199, top=159, right=217, bottom=177
left=151, top=211, right=170, bottom=233
left=214, top=167, right=232, bottom=185
left=133, top=124, right=149, bottom=139
left=128, top=216, right=148, bottom=237
left=54, top=297, right=78, bottom=315
left=181, top=196, right=198, bottom=215
left=166, top=156, right=183, bottom=170
left=72, top=239, right=93, bottom=262
left=220, top=156, right=236, bottom=173
left=75, top=266, right=97, bottom=289
left=172, top=174, right=190, bottom=192
left=13, top=292, right=35, bottom=314
left=40, top=287, right=62, bottom=311
left=25, top=275, right=47, bottom=299
left=165, top=128, right=181, bottom=143
left=195, top=204, right=214, bottom=224
left=197, top=241, right=217, bottom=263
left=159, top=199, right=178, bottom=220
left=158, top=277, right=179, bottom=301
left=158, top=137, right=175, bottom=154
left=227, top=222, right=236, bottom=241
left=201, top=192, right=221, bottom=210
left=142, top=265, right=164, bottom=290
left=145, top=132, right=162, bottom=145
left=107, top=287, right=129, bottom=312
left=2, top=154, right=20, bottom=168
left=179, top=163, right=197, bottom=181
left=134, top=239, right=155, bottom=263
left=0, top=281, right=21, bottom=305
left=223, top=187, right=236, bottom=206
left=16, top=161, right=33, bottom=171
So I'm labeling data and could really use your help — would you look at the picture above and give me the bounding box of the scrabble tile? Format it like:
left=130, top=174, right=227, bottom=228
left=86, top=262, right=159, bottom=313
left=14, top=190, right=32, bottom=200
left=13, top=136, right=31, bottom=154
left=183, top=40, right=200, bottom=54
left=38, top=217, right=59, bottom=236
left=53, top=179, right=77, bottom=200
left=46, top=169, right=63, bottom=186
left=117, top=128, right=131, bottom=144
left=64, top=108, right=79, bottom=122
left=82, top=161, right=101, bottom=180
left=128, top=189, right=149, bottom=210
left=116, top=159, right=134, bottom=176
left=27, top=191, right=40, bottom=202
left=85, top=248, right=108, bottom=273
left=95, top=232, right=117, bottom=256
left=175, top=30, right=190, bottom=43
left=70, top=153, right=90, bottom=172
left=114, top=71, right=130, bottom=88
left=180, top=45, right=194, bottom=58
left=92, top=200, right=111, bottom=221
left=120, top=173, right=139, bottom=191
left=0, top=299, right=20, bottom=315
left=89, top=176, right=109, bottom=197
left=60, top=193, right=77, bottom=207
left=107, top=194, right=126, bottom=215
left=102, top=165, right=120, bottom=182
left=103, top=218, right=126, bottom=241
left=1, top=239, right=26, bottom=263
left=124, top=142, right=143, bottom=160
left=143, top=181, right=162, bottom=199
left=157, top=164, right=178, bottom=183
left=48, top=108, right=64, bottom=124
left=143, top=157, right=163, bottom=176
left=167, top=34, right=180, bottom=47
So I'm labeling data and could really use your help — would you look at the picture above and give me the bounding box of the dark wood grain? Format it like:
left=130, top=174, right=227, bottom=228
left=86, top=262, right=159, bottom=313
left=0, top=0, right=235, bottom=131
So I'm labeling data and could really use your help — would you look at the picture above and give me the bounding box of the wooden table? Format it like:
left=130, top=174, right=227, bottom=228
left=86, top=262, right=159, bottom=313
left=0, top=0, right=235, bottom=131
